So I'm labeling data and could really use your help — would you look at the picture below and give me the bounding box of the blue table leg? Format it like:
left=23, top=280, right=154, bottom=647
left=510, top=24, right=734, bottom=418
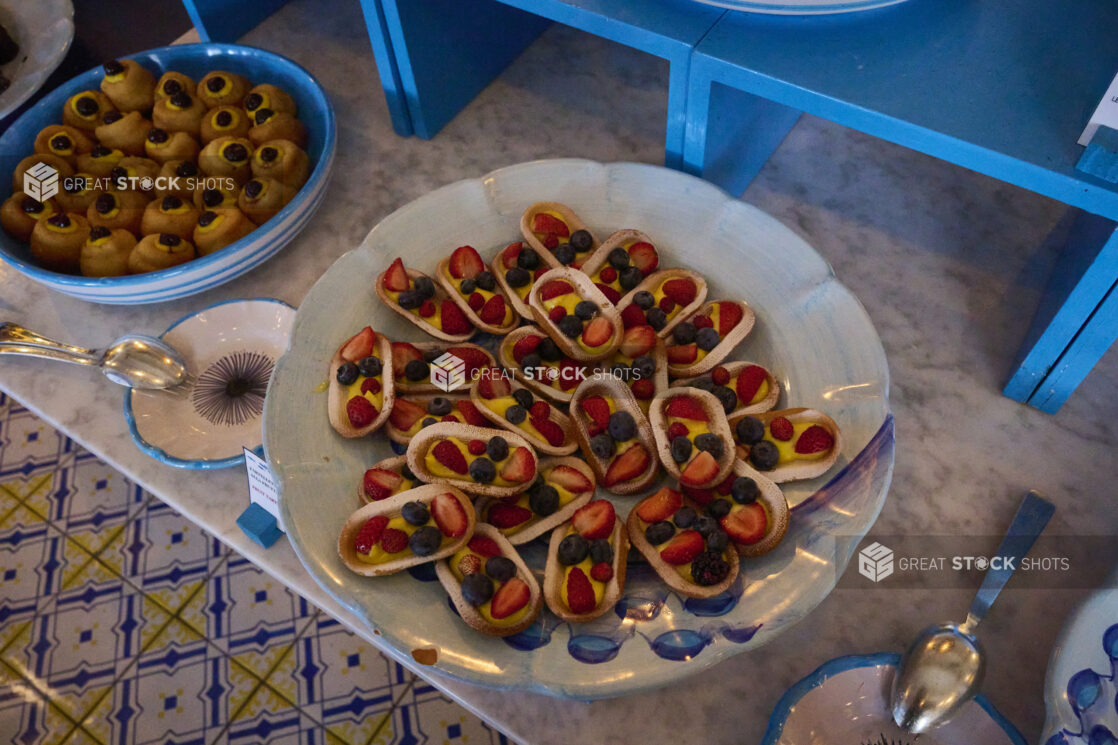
left=181, top=0, right=292, bottom=42
left=357, top=0, right=414, bottom=137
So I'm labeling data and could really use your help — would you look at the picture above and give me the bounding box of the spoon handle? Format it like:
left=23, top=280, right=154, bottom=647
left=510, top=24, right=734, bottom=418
left=963, top=491, right=1054, bottom=631
left=0, top=322, right=100, bottom=366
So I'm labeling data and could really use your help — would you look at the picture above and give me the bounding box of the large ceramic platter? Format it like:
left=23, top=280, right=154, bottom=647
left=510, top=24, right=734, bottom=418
left=265, top=159, right=894, bottom=698
left=690, top=0, right=908, bottom=13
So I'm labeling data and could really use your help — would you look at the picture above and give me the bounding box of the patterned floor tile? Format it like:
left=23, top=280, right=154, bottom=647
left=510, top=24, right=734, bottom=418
left=46, top=450, right=149, bottom=538
left=0, top=406, right=72, bottom=485
left=0, top=687, right=78, bottom=745
left=398, top=688, right=513, bottom=745
left=0, top=510, right=69, bottom=640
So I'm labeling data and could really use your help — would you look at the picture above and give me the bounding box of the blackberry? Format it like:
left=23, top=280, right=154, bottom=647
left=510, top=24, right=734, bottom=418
left=691, top=550, right=731, bottom=586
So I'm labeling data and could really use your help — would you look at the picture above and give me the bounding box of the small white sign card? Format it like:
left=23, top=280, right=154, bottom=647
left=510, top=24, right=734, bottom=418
left=243, top=446, right=284, bottom=532
left=1079, top=70, right=1118, bottom=146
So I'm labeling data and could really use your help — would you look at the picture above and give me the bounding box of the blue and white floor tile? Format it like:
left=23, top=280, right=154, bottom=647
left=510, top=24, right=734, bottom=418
left=0, top=394, right=513, bottom=745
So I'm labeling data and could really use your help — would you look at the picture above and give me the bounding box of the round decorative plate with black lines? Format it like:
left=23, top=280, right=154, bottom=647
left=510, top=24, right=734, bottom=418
left=125, top=298, right=295, bottom=469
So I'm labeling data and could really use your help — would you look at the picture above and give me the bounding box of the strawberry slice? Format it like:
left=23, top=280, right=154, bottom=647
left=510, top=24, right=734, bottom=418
left=468, top=292, right=485, bottom=311
left=468, top=535, right=502, bottom=557
left=572, top=500, right=615, bottom=540
left=595, top=283, right=621, bottom=304
left=590, top=562, right=614, bottom=582
left=722, top=503, right=768, bottom=544
left=711, top=366, right=731, bottom=386
left=735, top=365, right=767, bottom=405
left=361, top=378, right=381, bottom=395
left=794, top=424, right=834, bottom=454
left=446, top=346, right=489, bottom=375
left=491, top=577, right=531, bottom=619
left=511, top=334, right=541, bottom=364
left=579, top=396, right=611, bottom=431
left=346, top=396, right=377, bottom=428
left=353, top=515, right=389, bottom=554
left=718, top=301, right=743, bottom=335
left=380, top=527, right=409, bottom=553
left=631, top=379, right=654, bottom=400
left=499, top=447, right=535, bottom=483
left=659, top=529, right=703, bottom=565
left=602, top=443, right=650, bottom=487
left=661, top=278, right=697, bottom=306
left=627, top=242, right=658, bottom=275
left=419, top=300, right=436, bottom=317
left=529, top=401, right=550, bottom=419
left=679, top=450, right=720, bottom=486
left=439, top=300, right=473, bottom=335
left=558, top=357, right=584, bottom=391
left=479, top=295, right=507, bottom=325
left=620, top=325, right=656, bottom=358
left=457, top=553, right=481, bottom=575
left=448, top=245, right=484, bottom=279
left=665, top=395, right=708, bottom=421
left=391, top=342, right=423, bottom=378
left=340, top=327, right=375, bottom=363
left=692, top=314, right=713, bottom=330
left=362, top=468, right=402, bottom=501
left=681, top=484, right=715, bottom=506
left=477, top=369, right=511, bottom=398
left=581, top=317, right=613, bottom=347
left=769, top=416, right=794, bottom=441
left=432, top=440, right=468, bottom=474
left=431, top=492, right=468, bottom=537
left=635, top=486, right=682, bottom=523
left=667, top=422, right=689, bottom=440
left=564, top=567, right=596, bottom=615
left=388, top=398, right=426, bottom=431
left=666, top=344, right=697, bottom=365
left=539, top=279, right=574, bottom=300
left=454, top=400, right=488, bottom=426
left=501, top=242, right=523, bottom=270
left=620, top=304, right=647, bottom=329
left=383, top=258, right=410, bottom=292
left=532, top=213, right=569, bottom=238
left=547, top=465, right=593, bottom=493
left=531, top=416, right=566, bottom=447
left=487, top=501, right=533, bottom=528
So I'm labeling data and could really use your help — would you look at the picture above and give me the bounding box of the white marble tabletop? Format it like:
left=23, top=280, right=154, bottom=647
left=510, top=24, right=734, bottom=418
left=3, top=1, right=1117, bottom=743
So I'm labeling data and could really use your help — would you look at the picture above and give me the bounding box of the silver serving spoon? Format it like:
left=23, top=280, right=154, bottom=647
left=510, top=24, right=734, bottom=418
left=0, top=321, right=188, bottom=390
left=891, top=490, right=1055, bottom=732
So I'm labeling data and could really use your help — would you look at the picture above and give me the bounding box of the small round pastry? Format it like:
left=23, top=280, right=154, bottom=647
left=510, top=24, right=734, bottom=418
left=199, top=106, right=252, bottom=144
left=12, top=153, right=74, bottom=193
left=62, top=90, right=117, bottom=131
left=128, top=232, right=196, bottom=274
left=156, top=159, right=200, bottom=199
left=141, top=194, right=200, bottom=239
left=199, top=136, right=253, bottom=185
left=76, top=145, right=126, bottom=178
left=33, top=125, right=94, bottom=164
left=0, top=193, right=58, bottom=242
left=80, top=226, right=137, bottom=277
left=109, top=157, right=160, bottom=193
left=192, top=183, right=239, bottom=211
left=250, top=139, right=309, bottom=188
left=243, top=83, right=296, bottom=117
left=193, top=207, right=254, bottom=256
left=87, top=189, right=147, bottom=234
left=247, top=109, right=306, bottom=149
left=99, top=59, right=156, bottom=112
left=144, top=128, right=200, bottom=165
left=152, top=91, right=207, bottom=138
left=94, top=111, right=152, bottom=156
left=197, top=71, right=251, bottom=109
left=154, top=71, right=195, bottom=103
left=237, top=177, right=288, bottom=225
left=30, top=212, right=90, bottom=274
left=54, top=174, right=99, bottom=214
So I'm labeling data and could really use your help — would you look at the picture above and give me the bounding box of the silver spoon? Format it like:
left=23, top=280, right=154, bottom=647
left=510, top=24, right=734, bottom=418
left=0, top=321, right=188, bottom=390
left=890, top=490, right=1055, bottom=732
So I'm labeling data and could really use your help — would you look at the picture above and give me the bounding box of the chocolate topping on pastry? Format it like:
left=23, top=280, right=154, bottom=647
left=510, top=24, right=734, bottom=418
left=75, top=96, right=99, bottom=116
left=147, top=128, right=169, bottom=144
left=201, top=189, right=224, bottom=207
left=259, top=146, right=278, bottom=162
left=197, top=210, right=218, bottom=227
left=101, top=111, right=123, bottom=125
left=158, top=233, right=181, bottom=246
left=215, top=110, right=233, bottom=127
left=103, top=60, right=124, bottom=76
left=243, top=179, right=264, bottom=199
left=169, top=91, right=192, bottom=108
left=244, top=92, right=263, bottom=111
left=49, top=135, right=72, bottom=151
left=223, top=143, right=248, bottom=163
left=95, top=193, right=117, bottom=213
left=175, top=161, right=198, bottom=178
left=161, top=195, right=183, bottom=210
left=46, top=213, right=71, bottom=228
left=89, top=226, right=111, bottom=239
left=162, top=80, right=181, bottom=95
left=206, top=76, right=227, bottom=93
left=20, top=197, right=44, bottom=214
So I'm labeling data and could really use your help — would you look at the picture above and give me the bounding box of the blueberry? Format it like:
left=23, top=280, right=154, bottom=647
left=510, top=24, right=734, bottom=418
left=558, top=533, right=589, bottom=565
left=589, top=433, right=615, bottom=459
left=413, top=276, right=435, bottom=299
left=696, top=327, right=720, bottom=351
left=673, top=322, right=696, bottom=345
left=460, top=278, right=477, bottom=295
left=520, top=353, right=542, bottom=371
left=336, top=361, right=359, bottom=385
left=708, top=498, right=731, bottom=519
left=749, top=441, right=780, bottom=471
left=706, top=529, right=730, bottom=553
left=633, top=291, right=655, bottom=310
left=401, top=501, right=430, bottom=526
left=427, top=397, right=452, bottom=416
left=486, top=436, right=508, bottom=460
left=735, top=416, right=765, bottom=445
left=608, top=247, right=629, bottom=269
left=558, top=315, right=582, bottom=338
left=469, top=457, right=496, bottom=483
left=712, top=385, right=737, bottom=414
left=357, top=356, right=382, bottom=378
left=538, top=338, right=561, bottom=362
left=646, top=308, right=668, bottom=331
left=529, top=484, right=559, bottom=516
left=404, top=359, right=429, bottom=381
left=398, top=290, right=422, bottom=310
left=670, top=436, right=692, bottom=464
left=517, top=248, right=540, bottom=270
left=554, top=243, right=576, bottom=265
left=631, top=356, right=655, bottom=380
left=574, top=301, right=598, bottom=321
left=618, top=266, right=644, bottom=290
left=731, top=476, right=760, bottom=504
left=475, top=271, right=496, bottom=291
left=421, top=417, right=438, bottom=428
left=674, top=506, right=697, bottom=529
left=694, top=433, right=724, bottom=458
left=408, top=525, right=442, bottom=556
left=607, top=411, right=636, bottom=441
left=691, top=378, right=716, bottom=393
left=644, top=521, right=675, bottom=545
left=485, top=556, right=516, bottom=582
left=512, top=389, right=534, bottom=409
left=505, top=268, right=530, bottom=288
left=588, top=538, right=613, bottom=565
left=461, top=573, right=494, bottom=605
left=400, top=464, right=417, bottom=481
left=570, top=230, right=593, bottom=252
left=694, top=515, right=719, bottom=538
left=505, top=405, right=526, bottom=424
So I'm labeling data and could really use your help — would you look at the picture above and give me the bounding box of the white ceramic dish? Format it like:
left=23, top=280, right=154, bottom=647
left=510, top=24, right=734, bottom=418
left=0, top=0, right=74, bottom=121
left=690, top=0, right=908, bottom=13
left=264, top=158, right=894, bottom=698
left=126, top=298, right=295, bottom=469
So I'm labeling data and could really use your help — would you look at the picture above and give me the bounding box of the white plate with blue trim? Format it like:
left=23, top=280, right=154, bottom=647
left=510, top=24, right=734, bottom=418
left=689, top=0, right=909, bottom=13
left=126, top=298, right=294, bottom=469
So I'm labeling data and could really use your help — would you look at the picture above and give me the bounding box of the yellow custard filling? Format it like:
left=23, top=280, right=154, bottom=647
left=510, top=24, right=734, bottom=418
left=355, top=514, right=450, bottom=565
left=542, top=292, right=581, bottom=316
left=479, top=396, right=546, bottom=442
left=588, top=239, right=639, bottom=291
left=559, top=537, right=605, bottom=611
left=652, top=280, right=689, bottom=323
left=423, top=436, right=524, bottom=486
left=667, top=416, right=712, bottom=468
left=195, top=214, right=225, bottom=234
left=344, top=374, right=385, bottom=413
left=448, top=546, right=529, bottom=626
left=764, top=422, right=828, bottom=463
left=384, top=286, right=444, bottom=327
left=441, top=265, right=514, bottom=325
left=735, top=374, right=769, bottom=405
left=45, top=220, right=80, bottom=234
